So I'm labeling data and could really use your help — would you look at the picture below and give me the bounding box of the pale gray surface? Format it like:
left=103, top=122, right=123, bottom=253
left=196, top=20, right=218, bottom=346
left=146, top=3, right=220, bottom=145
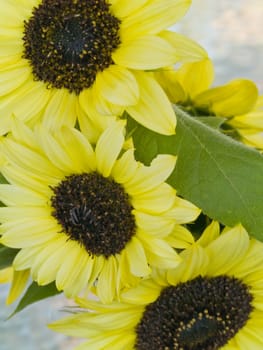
left=1, top=1, right=263, bottom=349
left=173, top=0, right=263, bottom=90
left=0, top=286, right=81, bottom=350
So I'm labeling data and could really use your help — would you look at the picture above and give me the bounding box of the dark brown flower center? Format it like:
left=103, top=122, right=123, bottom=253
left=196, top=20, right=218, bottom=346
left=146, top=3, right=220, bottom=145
left=50, top=172, right=136, bottom=257
left=135, top=275, right=253, bottom=350
left=23, top=0, right=121, bottom=94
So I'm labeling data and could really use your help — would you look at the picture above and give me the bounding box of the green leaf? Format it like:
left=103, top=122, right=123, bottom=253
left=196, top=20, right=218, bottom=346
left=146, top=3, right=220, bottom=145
left=196, top=116, right=226, bottom=129
left=127, top=117, right=175, bottom=165
left=127, top=107, right=263, bottom=240
left=0, top=173, right=9, bottom=207
left=0, top=173, right=9, bottom=184
left=0, top=244, right=19, bottom=269
left=9, top=281, right=61, bottom=318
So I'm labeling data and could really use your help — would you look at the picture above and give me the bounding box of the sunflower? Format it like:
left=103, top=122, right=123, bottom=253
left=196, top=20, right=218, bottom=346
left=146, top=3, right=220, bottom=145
left=0, top=0, right=207, bottom=136
left=49, top=224, right=263, bottom=349
left=0, top=267, right=30, bottom=305
left=155, top=58, right=260, bottom=144
left=227, top=95, right=263, bottom=150
left=0, top=121, right=200, bottom=302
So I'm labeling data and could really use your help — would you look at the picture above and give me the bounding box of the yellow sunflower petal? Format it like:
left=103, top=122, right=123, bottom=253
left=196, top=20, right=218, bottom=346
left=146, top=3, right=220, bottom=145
left=96, top=256, right=118, bottom=303
left=41, top=89, right=77, bottom=130
left=134, top=210, right=174, bottom=237
left=101, top=333, right=136, bottom=350
left=235, top=322, right=263, bottom=350
left=0, top=219, right=58, bottom=248
left=49, top=314, right=97, bottom=337
left=0, top=184, right=46, bottom=206
left=96, top=65, right=139, bottom=105
left=121, top=279, right=162, bottom=305
left=1, top=163, right=55, bottom=195
left=125, top=237, right=151, bottom=276
left=0, top=54, right=21, bottom=68
left=175, top=58, right=215, bottom=98
left=165, top=225, right=194, bottom=249
left=6, top=269, right=30, bottom=305
left=155, top=67, right=187, bottom=104
left=229, top=111, right=263, bottom=129
left=86, top=255, right=105, bottom=290
left=79, top=87, right=101, bottom=118
left=37, top=127, right=75, bottom=173
left=112, top=35, right=177, bottom=69
left=1, top=137, right=63, bottom=178
left=8, top=117, right=39, bottom=149
left=77, top=98, right=117, bottom=144
left=0, top=27, right=23, bottom=40
left=139, top=233, right=181, bottom=269
left=160, top=30, right=208, bottom=62
left=237, top=129, right=263, bottom=149
left=230, top=239, right=263, bottom=278
left=56, top=241, right=87, bottom=294
left=62, top=254, right=93, bottom=297
left=111, top=149, right=138, bottom=184
left=95, top=121, right=125, bottom=177
left=56, top=127, right=96, bottom=173
left=0, top=266, right=13, bottom=284
left=0, top=37, right=22, bottom=56
left=196, top=220, right=220, bottom=247
left=66, top=256, right=94, bottom=296
left=121, top=0, right=191, bottom=38
left=13, top=245, right=44, bottom=270
left=92, top=80, right=124, bottom=116
left=221, top=339, right=238, bottom=350
left=167, top=245, right=209, bottom=285
left=0, top=114, right=17, bottom=136
left=164, top=196, right=201, bottom=224
left=8, top=0, right=36, bottom=18
left=0, top=63, right=30, bottom=96
left=110, top=0, right=148, bottom=18
left=75, top=334, right=133, bottom=350
left=34, top=239, right=73, bottom=286
left=194, top=79, right=259, bottom=117
left=0, top=79, right=51, bottom=122
left=206, top=224, right=250, bottom=276
left=124, top=154, right=176, bottom=195
left=131, top=183, right=175, bottom=214
left=0, top=207, right=51, bottom=222
left=126, top=71, right=176, bottom=134
left=50, top=330, right=92, bottom=343
left=1, top=1, right=27, bottom=26
left=117, top=251, right=140, bottom=289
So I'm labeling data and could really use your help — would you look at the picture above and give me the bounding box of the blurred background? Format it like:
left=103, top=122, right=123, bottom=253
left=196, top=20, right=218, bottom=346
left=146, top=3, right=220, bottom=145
left=173, top=0, right=263, bottom=91
left=1, top=1, right=263, bottom=349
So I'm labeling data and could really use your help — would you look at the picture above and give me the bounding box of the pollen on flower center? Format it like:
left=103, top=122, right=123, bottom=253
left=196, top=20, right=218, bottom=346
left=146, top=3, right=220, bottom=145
left=135, top=276, right=253, bottom=350
left=50, top=172, right=136, bottom=257
left=23, top=0, right=121, bottom=94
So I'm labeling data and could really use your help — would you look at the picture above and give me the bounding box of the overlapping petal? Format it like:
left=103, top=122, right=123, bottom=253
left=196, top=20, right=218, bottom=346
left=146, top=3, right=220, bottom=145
left=194, top=79, right=258, bottom=117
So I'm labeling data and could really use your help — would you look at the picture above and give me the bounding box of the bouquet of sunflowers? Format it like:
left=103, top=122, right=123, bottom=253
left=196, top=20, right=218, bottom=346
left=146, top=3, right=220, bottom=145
left=1, top=1, right=263, bottom=349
